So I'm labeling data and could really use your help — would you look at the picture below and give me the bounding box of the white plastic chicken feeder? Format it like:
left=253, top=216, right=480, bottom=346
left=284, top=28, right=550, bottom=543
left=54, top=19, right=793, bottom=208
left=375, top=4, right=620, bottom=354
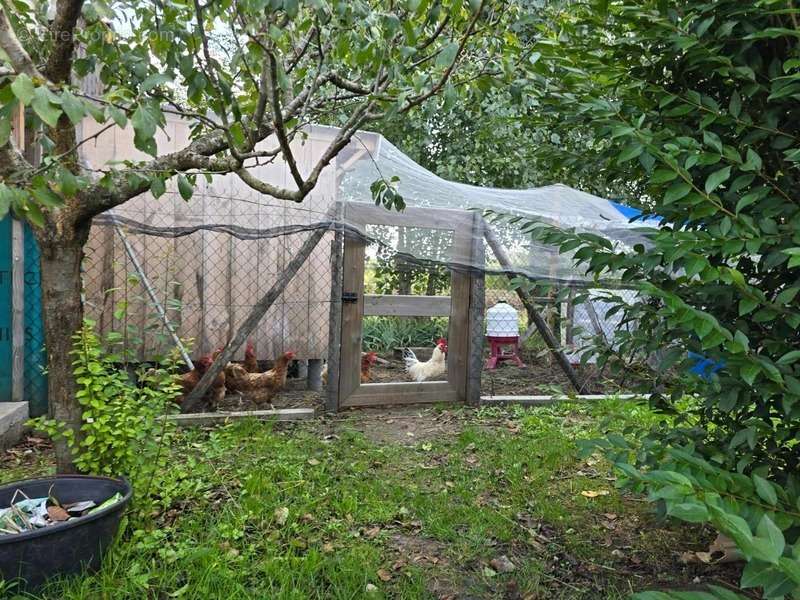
left=485, top=302, right=525, bottom=369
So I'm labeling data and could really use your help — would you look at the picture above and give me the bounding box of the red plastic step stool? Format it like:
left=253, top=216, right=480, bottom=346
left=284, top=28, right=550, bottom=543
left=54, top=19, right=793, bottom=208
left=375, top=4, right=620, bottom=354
left=485, top=336, right=525, bottom=370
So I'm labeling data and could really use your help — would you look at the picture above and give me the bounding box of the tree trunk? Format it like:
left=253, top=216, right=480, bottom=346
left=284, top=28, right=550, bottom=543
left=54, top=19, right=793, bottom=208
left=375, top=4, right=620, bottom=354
left=37, top=225, right=90, bottom=473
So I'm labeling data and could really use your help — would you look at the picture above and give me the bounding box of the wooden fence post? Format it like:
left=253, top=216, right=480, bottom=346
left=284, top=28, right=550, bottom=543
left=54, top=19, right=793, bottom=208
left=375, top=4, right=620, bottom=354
left=325, top=202, right=344, bottom=413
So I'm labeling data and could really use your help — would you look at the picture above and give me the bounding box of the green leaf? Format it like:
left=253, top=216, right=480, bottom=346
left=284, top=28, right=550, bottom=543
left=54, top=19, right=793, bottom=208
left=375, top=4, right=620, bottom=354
left=777, top=350, right=800, bottom=365
left=753, top=474, right=778, bottom=506
left=739, top=297, right=758, bottom=316
left=10, top=74, right=35, bottom=104
left=664, top=181, right=692, bottom=204
left=436, top=42, right=459, bottom=68
left=108, top=106, right=128, bottom=128
left=729, top=90, right=741, bottom=118
left=60, top=90, right=86, bottom=125
left=177, top=175, right=193, bottom=201
left=704, top=166, right=731, bottom=194
left=756, top=514, right=785, bottom=557
left=740, top=363, right=760, bottom=385
left=651, top=169, right=678, bottom=184
left=668, top=501, right=709, bottom=523
left=31, top=87, right=62, bottom=127
left=0, top=118, right=10, bottom=148
left=140, top=73, right=172, bottom=93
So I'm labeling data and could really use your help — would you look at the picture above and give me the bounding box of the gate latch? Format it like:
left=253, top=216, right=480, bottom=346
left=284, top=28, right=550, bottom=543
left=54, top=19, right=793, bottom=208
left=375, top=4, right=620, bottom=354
left=342, top=292, right=358, bottom=303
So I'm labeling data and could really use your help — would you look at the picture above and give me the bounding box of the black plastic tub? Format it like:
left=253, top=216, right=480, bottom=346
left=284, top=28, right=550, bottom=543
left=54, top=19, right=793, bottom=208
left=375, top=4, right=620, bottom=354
left=0, top=475, right=131, bottom=590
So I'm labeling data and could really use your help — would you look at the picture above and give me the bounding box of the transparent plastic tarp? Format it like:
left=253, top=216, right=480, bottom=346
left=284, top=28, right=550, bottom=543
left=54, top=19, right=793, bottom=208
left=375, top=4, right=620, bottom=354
left=338, top=130, right=654, bottom=282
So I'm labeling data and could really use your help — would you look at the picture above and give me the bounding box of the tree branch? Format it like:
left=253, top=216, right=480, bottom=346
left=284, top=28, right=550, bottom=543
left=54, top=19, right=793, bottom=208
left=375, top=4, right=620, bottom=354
left=0, top=6, right=43, bottom=78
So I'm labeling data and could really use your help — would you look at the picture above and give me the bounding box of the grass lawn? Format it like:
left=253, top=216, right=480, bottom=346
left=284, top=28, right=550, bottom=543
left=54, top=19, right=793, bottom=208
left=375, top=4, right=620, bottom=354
left=1, top=399, right=742, bottom=599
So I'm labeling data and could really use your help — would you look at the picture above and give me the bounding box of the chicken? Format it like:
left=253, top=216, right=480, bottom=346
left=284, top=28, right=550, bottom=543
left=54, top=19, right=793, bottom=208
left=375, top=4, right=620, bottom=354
left=226, top=350, right=295, bottom=405
left=243, top=339, right=259, bottom=373
left=321, top=351, right=379, bottom=385
left=403, top=338, right=447, bottom=382
left=178, top=354, right=226, bottom=408
left=360, top=351, right=378, bottom=383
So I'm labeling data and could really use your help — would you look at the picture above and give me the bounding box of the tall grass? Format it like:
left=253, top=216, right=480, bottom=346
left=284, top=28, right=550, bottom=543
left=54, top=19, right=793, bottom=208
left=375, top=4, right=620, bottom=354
left=362, top=316, right=448, bottom=353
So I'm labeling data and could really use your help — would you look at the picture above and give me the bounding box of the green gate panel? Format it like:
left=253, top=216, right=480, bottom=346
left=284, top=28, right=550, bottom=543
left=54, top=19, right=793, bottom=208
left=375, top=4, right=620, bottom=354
left=24, top=224, right=47, bottom=416
left=0, top=216, right=47, bottom=415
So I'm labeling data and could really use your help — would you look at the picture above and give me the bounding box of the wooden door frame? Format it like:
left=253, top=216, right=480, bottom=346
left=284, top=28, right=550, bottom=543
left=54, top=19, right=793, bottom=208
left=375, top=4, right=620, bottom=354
left=327, top=202, right=484, bottom=410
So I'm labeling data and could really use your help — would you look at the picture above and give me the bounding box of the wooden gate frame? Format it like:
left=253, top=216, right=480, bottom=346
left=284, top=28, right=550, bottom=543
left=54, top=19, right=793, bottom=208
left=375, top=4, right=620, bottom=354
left=327, top=202, right=485, bottom=410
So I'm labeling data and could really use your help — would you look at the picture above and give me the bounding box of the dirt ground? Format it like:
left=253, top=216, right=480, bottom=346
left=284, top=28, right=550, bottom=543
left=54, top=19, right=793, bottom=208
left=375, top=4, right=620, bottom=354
left=208, top=348, right=624, bottom=413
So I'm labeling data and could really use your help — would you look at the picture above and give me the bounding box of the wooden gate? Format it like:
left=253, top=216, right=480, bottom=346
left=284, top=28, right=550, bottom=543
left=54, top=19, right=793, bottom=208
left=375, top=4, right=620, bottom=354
left=327, top=203, right=485, bottom=410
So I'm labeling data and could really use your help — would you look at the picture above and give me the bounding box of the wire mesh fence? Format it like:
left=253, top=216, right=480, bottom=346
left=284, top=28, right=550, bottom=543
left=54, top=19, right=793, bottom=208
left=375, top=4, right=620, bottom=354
left=75, top=198, right=640, bottom=409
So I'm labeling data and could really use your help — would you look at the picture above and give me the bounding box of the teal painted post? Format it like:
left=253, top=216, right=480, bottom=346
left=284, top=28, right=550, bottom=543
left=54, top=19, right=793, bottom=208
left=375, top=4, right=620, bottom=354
left=24, top=224, right=47, bottom=416
left=0, top=217, right=11, bottom=401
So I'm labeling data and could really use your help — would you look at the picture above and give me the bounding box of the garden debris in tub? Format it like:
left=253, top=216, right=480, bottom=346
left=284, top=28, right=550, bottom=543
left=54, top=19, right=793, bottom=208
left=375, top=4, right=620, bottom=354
left=0, top=488, right=123, bottom=536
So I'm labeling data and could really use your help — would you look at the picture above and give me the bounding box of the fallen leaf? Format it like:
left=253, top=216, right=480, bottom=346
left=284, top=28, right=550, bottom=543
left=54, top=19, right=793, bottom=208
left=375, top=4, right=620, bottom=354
left=581, top=490, right=610, bottom=498
left=307, top=458, right=320, bottom=466
left=377, top=568, right=392, bottom=582
left=490, top=555, right=516, bottom=573
left=300, top=513, right=315, bottom=523
left=274, top=506, right=289, bottom=526
left=47, top=506, right=70, bottom=521
left=365, top=583, right=378, bottom=593
left=364, top=526, right=381, bottom=539
left=483, top=566, right=498, bottom=578
left=322, top=542, right=334, bottom=553
left=603, top=513, right=618, bottom=520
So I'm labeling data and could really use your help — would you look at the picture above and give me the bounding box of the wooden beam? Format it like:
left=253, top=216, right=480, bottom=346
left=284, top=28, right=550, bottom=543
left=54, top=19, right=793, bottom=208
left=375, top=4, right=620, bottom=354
left=345, top=203, right=472, bottom=232
left=483, top=225, right=586, bottom=394
left=447, top=224, right=473, bottom=402
left=11, top=105, right=25, bottom=403
left=466, top=213, right=485, bottom=406
left=342, top=381, right=458, bottom=407
left=182, top=225, right=328, bottom=412
left=338, top=234, right=366, bottom=402
left=326, top=203, right=345, bottom=412
left=480, top=394, right=642, bottom=406
left=11, top=220, right=24, bottom=403
left=167, top=408, right=316, bottom=427
left=363, top=294, right=451, bottom=317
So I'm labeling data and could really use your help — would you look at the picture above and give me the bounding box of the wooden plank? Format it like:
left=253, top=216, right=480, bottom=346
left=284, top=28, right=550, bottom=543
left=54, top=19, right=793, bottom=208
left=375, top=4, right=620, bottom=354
left=11, top=220, right=24, bottom=403
left=338, top=234, right=366, bottom=402
left=447, top=218, right=474, bottom=402
left=342, top=381, right=459, bottom=407
left=466, top=213, right=485, bottom=407
left=345, top=203, right=472, bottom=232
left=363, top=294, right=451, bottom=317
left=326, top=203, right=345, bottom=412
left=11, top=106, right=24, bottom=403
left=481, top=394, right=641, bottom=406
left=167, top=408, right=316, bottom=427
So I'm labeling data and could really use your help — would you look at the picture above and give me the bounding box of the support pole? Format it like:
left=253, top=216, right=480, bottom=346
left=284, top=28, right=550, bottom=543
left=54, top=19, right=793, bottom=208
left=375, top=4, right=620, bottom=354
left=112, top=220, right=194, bottom=370
left=325, top=203, right=345, bottom=413
left=11, top=105, right=25, bottom=403
left=483, top=225, right=586, bottom=394
left=183, top=225, right=328, bottom=412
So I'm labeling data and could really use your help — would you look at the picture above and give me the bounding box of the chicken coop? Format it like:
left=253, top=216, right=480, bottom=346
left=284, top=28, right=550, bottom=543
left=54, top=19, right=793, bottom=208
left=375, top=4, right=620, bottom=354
left=71, top=117, right=651, bottom=414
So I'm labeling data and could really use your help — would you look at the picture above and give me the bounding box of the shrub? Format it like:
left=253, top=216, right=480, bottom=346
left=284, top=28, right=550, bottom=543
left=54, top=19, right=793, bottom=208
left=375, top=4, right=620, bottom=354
left=497, top=0, right=800, bottom=596
left=31, top=320, right=182, bottom=477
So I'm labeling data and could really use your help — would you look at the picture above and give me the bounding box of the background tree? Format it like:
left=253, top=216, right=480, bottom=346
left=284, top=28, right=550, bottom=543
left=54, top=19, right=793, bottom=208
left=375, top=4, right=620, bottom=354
left=0, top=0, right=518, bottom=472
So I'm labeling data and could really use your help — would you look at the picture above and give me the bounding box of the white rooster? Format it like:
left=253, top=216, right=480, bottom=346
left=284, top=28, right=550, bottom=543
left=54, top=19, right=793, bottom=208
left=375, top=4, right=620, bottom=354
left=403, top=338, right=448, bottom=382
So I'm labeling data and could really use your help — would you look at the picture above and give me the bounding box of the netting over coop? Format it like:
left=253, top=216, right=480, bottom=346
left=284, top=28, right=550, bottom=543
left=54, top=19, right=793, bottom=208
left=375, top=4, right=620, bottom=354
left=78, top=121, right=654, bottom=363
